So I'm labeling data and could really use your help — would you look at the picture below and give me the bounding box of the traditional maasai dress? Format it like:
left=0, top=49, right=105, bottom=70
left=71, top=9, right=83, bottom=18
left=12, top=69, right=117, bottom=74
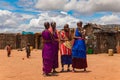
left=60, top=31, right=72, bottom=65
left=72, top=28, right=87, bottom=69
left=42, top=29, right=54, bottom=74
left=52, top=31, right=59, bottom=69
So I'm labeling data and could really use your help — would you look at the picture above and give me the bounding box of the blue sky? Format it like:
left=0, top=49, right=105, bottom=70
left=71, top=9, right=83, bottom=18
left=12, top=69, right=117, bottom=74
left=0, top=0, right=120, bottom=33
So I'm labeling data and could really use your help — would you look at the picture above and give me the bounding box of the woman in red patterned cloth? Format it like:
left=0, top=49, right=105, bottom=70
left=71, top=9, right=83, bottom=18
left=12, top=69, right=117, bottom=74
left=59, top=24, right=72, bottom=72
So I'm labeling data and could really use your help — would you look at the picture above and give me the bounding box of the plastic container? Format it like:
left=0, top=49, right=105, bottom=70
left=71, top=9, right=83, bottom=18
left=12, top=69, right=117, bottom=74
left=108, top=49, right=113, bottom=56
left=87, top=49, right=93, bottom=54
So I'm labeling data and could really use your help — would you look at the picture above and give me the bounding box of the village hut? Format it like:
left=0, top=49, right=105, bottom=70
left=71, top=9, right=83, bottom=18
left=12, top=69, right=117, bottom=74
left=0, top=33, right=17, bottom=49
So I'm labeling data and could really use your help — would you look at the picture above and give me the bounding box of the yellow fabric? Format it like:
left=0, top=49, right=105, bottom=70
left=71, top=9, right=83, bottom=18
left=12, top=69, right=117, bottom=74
left=63, top=41, right=72, bottom=49
left=30, top=46, right=33, bottom=51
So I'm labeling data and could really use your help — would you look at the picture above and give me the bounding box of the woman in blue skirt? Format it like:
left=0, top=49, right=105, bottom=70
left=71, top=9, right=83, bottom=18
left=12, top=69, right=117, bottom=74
left=72, top=21, right=87, bottom=72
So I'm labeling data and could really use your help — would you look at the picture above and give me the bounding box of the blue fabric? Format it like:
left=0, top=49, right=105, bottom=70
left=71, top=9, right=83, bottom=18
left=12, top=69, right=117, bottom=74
left=72, top=28, right=86, bottom=58
left=75, top=28, right=82, bottom=37
left=61, top=55, right=72, bottom=65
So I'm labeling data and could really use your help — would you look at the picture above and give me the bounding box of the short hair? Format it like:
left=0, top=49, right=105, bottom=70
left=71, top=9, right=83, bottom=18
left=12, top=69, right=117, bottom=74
left=44, top=22, right=49, bottom=27
left=77, top=21, right=83, bottom=25
left=64, top=24, right=69, bottom=28
left=51, top=22, right=56, bottom=27
left=44, top=22, right=49, bottom=29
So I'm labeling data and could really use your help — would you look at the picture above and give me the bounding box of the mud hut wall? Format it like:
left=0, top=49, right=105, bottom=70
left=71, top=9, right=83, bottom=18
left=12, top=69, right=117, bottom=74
left=6, top=34, right=17, bottom=49
left=116, top=32, right=120, bottom=46
left=0, top=34, right=16, bottom=49
left=35, top=35, right=38, bottom=49
left=27, top=35, right=35, bottom=48
left=93, top=33, right=100, bottom=53
left=38, top=35, right=42, bottom=49
left=116, top=32, right=120, bottom=53
left=34, top=33, right=42, bottom=49
left=0, top=34, right=39, bottom=49
left=100, top=33, right=109, bottom=53
left=118, top=32, right=120, bottom=44
left=107, top=33, right=117, bottom=51
left=85, top=26, right=94, bottom=36
left=95, top=32, right=117, bottom=53
left=0, top=34, right=6, bottom=49
left=20, top=34, right=35, bottom=48
left=16, top=34, right=21, bottom=49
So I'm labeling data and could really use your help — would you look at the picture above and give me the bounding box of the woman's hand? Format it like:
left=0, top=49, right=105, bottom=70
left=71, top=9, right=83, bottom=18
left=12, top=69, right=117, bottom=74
left=74, top=36, right=82, bottom=39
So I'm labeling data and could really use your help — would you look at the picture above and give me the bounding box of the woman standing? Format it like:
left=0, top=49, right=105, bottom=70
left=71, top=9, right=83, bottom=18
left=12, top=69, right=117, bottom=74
left=72, top=21, right=87, bottom=72
left=50, top=22, right=59, bottom=73
left=59, top=24, right=72, bottom=72
left=42, top=22, right=54, bottom=76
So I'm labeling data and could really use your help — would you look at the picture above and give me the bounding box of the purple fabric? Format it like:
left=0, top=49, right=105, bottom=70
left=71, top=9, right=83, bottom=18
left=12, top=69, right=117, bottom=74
left=42, top=30, right=54, bottom=74
left=52, top=31, right=59, bottom=68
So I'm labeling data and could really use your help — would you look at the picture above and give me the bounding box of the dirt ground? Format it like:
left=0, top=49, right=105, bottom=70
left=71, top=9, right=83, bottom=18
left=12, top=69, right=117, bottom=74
left=0, top=49, right=120, bottom=80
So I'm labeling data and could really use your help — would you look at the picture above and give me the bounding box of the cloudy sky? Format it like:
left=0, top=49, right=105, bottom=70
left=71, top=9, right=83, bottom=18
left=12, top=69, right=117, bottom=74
left=0, top=0, right=120, bottom=33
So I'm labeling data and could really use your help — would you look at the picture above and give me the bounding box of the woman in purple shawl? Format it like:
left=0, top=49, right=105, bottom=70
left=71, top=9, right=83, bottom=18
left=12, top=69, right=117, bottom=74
left=42, top=22, right=54, bottom=76
left=50, top=22, right=59, bottom=73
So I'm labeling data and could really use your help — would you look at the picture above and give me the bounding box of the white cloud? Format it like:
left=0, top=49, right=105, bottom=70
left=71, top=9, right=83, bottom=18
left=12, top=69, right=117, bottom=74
left=4, top=19, right=17, bottom=26
left=0, top=11, right=34, bottom=27
left=18, top=12, right=80, bottom=32
left=0, top=10, right=12, bottom=16
left=0, top=9, right=79, bottom=33
left=0, top=10, right=35, bottom=33
left=101, top=15, right=120, bottom=23
left=60, top=11, right=68, bottom=15
left=35, top=0, right=67, bottom=10
left=29, top=18, right=40, bottom=27
left=92, top=14, right=120, bottom=25
left=35, top=0, right=120, bottom=14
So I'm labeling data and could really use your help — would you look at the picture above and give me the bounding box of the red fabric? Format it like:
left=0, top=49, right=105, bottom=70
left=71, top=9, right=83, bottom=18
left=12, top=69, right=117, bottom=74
left=48, top=26, right=53, bottom=34
left=60, top=43, right=71, bottom=55
left=72, top=58, right=87, bottom=69
left=65, top=32, right=69, bottom=38
left=60, top=30, right=72, bottom=55
left=61, top=31, right=65, bottom=39
left=60, top=31, right=69, bottom=39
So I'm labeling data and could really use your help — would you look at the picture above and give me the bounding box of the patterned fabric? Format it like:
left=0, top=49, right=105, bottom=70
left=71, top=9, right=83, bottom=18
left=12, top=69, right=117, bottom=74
left=60, top=31, right=72, bottom=55
left=60, top=30, right=72, bottom=65
left=63, top=41, right=72, bottom=49
left=60, top=43, right=71, bottom=55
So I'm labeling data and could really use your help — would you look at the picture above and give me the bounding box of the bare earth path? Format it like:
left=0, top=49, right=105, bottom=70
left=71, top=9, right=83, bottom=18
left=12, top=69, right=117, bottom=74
left=0, top=49, right=120, bottom=80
